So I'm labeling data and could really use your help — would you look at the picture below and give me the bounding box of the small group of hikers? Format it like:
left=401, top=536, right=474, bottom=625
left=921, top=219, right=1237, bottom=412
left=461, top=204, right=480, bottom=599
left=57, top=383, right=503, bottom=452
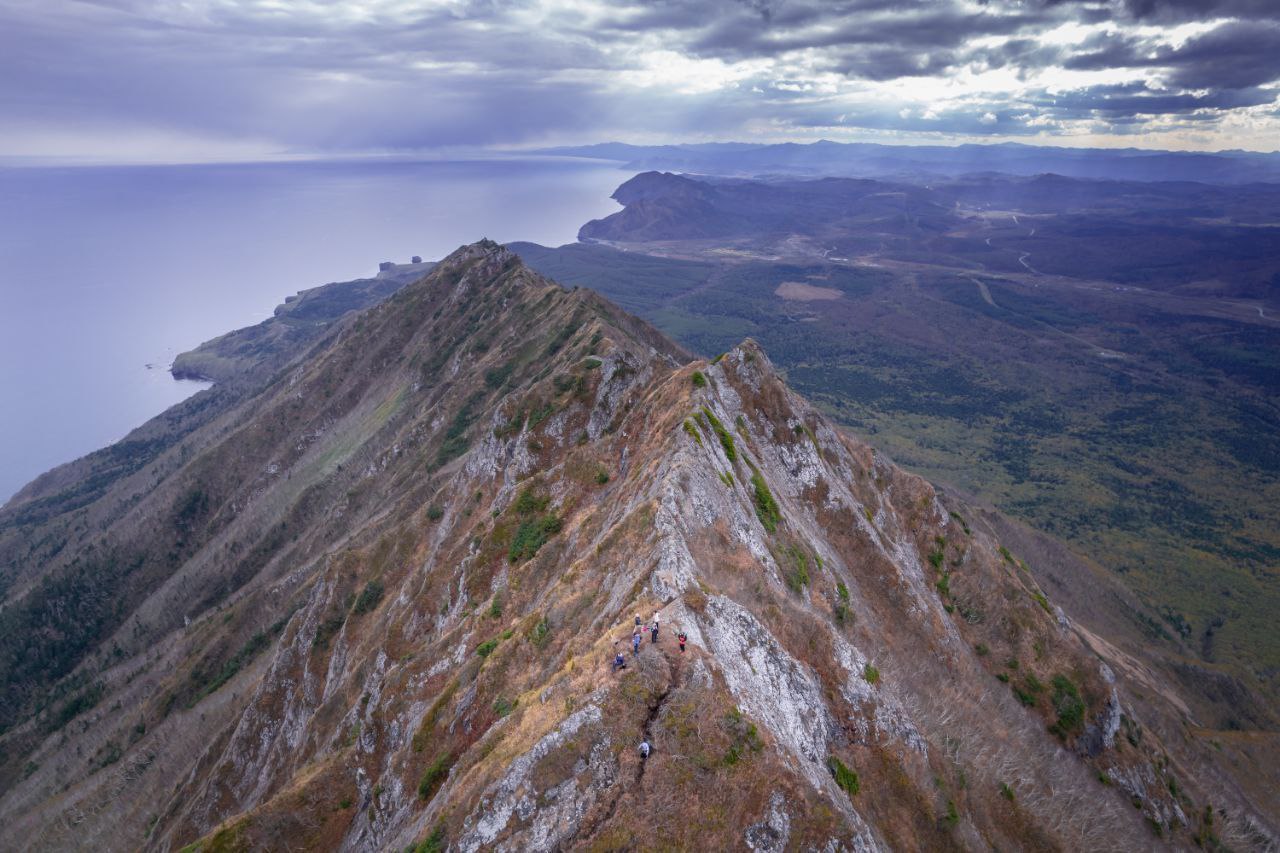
left=610, top=611, right=689, bottom=673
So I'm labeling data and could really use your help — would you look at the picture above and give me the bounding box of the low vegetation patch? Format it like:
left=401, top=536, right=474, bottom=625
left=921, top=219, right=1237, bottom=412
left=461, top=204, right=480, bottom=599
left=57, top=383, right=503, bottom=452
left=413, top=824, right=447, bottom=853
left=722, top=708, right=764, bottom=766
left=750, top=470, right=781, bottom=533
left=418, top=753, right=454, bottom=802
left=863, top=663, right=880, bottom=685
left=827, top=755, right=860, bottom=797
left=834, top=582, right=851, bottom=624
left=691, top=370, right=707, bottom=388
left=683, top=418, right=703, bottom=445
left=507, top=487, right=562, bottom=563
left=352, top=580, right=384, bottom=615
left=1048, top=674, right=1085, bottom=738
left=701, top=406, right=737, bottom=462
left=190, top=631, right=271, bottom=707
left=529, top=616, right=551, bottom=649
left=782, top=544, right=810, bottom=592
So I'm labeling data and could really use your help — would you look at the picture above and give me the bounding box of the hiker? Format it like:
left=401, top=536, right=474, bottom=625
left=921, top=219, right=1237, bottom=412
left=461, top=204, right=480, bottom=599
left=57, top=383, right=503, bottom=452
left=639, top=740, right=651, bottom=759
left=612, top=652, right=627, bottom=672
left=650, top=621, right=658, bottom=644
left=632, top=631, right=641, bottom=656
left=677, top=630, right=687, bottom=653
left=635, top=613, right=642, bottom=628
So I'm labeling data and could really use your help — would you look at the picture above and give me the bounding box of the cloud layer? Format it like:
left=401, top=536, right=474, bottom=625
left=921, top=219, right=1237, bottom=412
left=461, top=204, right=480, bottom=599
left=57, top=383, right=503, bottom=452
left=2, top=0, right=1277, bottom=161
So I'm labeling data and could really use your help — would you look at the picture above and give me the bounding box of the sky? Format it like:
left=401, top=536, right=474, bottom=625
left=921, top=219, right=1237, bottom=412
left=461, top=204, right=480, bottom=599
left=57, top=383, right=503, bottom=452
left=2, top=0, right=1279, bottom=163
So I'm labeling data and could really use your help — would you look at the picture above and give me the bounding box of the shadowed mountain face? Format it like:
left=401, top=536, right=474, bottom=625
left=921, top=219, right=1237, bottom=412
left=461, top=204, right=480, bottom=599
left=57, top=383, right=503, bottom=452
left=0, top=243, right=1275, bottom=850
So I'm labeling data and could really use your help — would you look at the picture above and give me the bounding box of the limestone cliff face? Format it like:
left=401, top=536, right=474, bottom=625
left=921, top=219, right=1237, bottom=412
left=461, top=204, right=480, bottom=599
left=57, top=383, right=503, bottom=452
left=0, top=242, right=1273, bottom=851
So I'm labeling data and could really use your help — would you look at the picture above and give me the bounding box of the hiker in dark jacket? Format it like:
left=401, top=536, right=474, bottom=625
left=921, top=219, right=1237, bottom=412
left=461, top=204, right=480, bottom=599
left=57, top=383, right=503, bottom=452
left=632, top=631, right=641, bottom=656
left=650, top=622, right=658, bottom=644
left=612, top=653, right=627, bottom=672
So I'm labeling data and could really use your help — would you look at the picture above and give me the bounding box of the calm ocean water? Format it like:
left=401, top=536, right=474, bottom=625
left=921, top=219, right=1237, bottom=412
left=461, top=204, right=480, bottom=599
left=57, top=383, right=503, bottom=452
left=0, top=157, right=626, bottom=504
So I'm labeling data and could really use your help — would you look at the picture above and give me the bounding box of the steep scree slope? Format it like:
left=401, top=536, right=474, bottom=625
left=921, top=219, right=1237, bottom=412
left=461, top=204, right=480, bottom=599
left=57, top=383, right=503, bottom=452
left=0, top=242, right=1274, bottom=851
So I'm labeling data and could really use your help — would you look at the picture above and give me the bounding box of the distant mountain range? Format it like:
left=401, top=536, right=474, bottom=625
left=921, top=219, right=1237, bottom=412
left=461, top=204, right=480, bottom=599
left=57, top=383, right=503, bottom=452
left=541, top=140, right=1280, bottom=184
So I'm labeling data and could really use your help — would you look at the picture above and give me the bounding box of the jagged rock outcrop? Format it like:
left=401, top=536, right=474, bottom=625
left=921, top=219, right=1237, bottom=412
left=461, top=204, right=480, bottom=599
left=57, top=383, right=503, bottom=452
left=0, top=242, right=1274, bottom=851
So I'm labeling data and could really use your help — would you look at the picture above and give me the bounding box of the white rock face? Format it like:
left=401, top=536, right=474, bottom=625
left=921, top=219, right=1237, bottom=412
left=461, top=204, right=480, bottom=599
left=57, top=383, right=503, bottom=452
left=697, top=596, right=832, bottom=790
left=456, top=704, right=608, bottom=852
left=745, top=790, right=791, bottom=852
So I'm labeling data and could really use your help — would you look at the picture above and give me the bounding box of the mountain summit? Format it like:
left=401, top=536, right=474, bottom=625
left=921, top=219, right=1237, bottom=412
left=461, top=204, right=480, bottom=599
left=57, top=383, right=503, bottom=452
left=0, top=242, right=1273, bottom=850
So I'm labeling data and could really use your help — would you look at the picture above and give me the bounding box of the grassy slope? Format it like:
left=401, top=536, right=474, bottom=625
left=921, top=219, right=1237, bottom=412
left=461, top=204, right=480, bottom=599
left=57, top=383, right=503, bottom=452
left=514, top=241, right=1280, bottom=717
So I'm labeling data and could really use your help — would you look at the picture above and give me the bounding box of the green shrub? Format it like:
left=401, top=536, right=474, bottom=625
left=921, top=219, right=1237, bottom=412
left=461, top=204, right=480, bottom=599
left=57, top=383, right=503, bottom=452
left=834, top=582, right=852, bottom=624
left=827, top=755, right=860, bottom=797
left=701, top=407, right=737, bottom=462
left=529, top=617, right=551, bottom=649
left=691, top=370, right=707, bottom=388
left=1049, top=675, right=1085, bottom=737
left=475, top=639, right=498, bottom=658
left=50, top=683, right=104, bottom=732
left=436, top=393, right=482, bottom=466
left=353, top=580, right=385, bottom=615
left=783, top=545, right=810, bottom=592
left=492, top=696, right=516, bottom=717
left=1013, top=685, right=1037, bottom=707
left=583, top=357, right=602, bottom=369
left=1032, top=591, right=1052, bottom=613
left=683, top=419, right=703, bottom=445
left=1000, top=782, right=1015, bottom=801
left=751, top=472, right=781, bottom=532
left=718, top=470, right=733, bottom=487
left=190, top=631, right=271, bottom=707
left=863, top=663, right=880, bottom=685
left=722, top=709, right=763, bottom=766
left=513, top=488, right=549, bottom=515
left=509, top=515, right=562, bottom=563
left=488, top=593, right=503, bottom=619
left=312, top=614, right=346, bottom=650
left=508, top=489, right=561, bottom=563
left=974, top=643, right=990, bottom=656
left=414, top=824, right=447, bottom=853
left=943, top=799, right=959, bottom=827
left=418, top=754, right=453, bottom=801
left=996, top=673, right=1010, bottom=683
left=595, top=468, right=610, bottom=485
left=484, top=363, right=514, bottom=389
left=935, top=572, right=951, bottom=597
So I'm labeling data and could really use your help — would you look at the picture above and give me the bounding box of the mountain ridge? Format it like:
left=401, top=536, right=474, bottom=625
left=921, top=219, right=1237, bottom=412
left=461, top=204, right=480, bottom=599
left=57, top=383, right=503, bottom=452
left=0, top=242, right=1275, bottom=850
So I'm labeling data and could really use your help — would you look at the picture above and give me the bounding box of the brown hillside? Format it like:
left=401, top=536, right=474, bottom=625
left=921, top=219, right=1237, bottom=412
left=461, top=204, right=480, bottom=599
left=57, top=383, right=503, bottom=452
left=0, top=241, right=1274, bottom=851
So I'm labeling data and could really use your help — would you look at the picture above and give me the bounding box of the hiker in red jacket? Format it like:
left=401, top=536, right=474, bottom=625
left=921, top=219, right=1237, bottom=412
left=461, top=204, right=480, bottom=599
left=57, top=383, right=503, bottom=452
left=677, top=630, right=687, bottom=653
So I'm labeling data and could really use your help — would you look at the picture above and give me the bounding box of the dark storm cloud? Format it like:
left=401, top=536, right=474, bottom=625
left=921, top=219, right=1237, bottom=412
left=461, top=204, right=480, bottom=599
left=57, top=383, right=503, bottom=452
left=1066, top=21, right=1280, bottom=90
left=1041, top=0, right=1278, bottom=22
left=0, top=0, right=1276, bottom=159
